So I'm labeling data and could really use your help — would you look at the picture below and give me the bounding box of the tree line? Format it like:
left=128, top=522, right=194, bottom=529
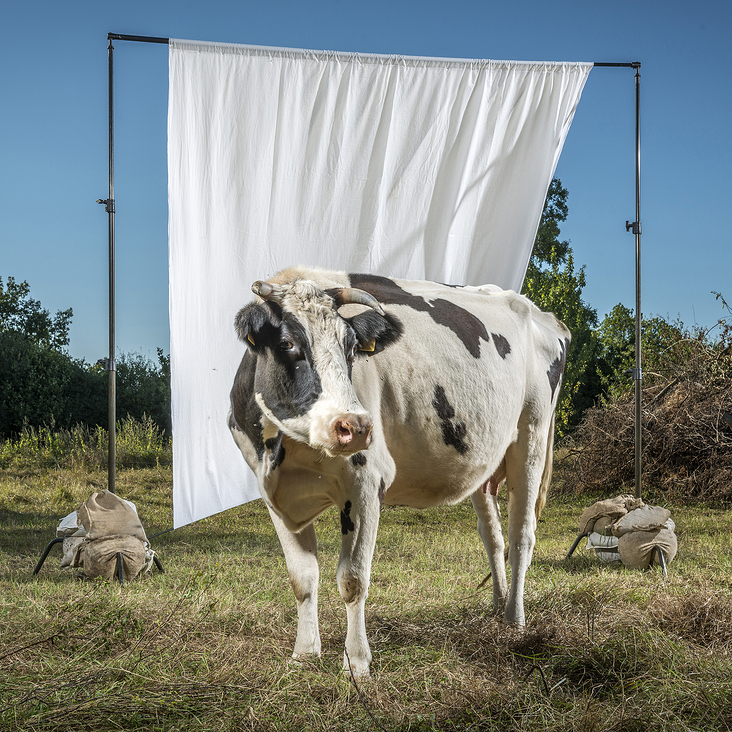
left=0, top=277, right=170, bottom=437
left=1, top=178, right=726, bottom=439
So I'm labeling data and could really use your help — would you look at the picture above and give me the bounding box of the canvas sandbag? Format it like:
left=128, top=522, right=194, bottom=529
left=592, top=515, right=616, bottom=535
left=618, top=528, right=678, bottom=569
left=77, top=491, right=148, bottom=543
left=56, top=510, right=87, bottom=569
left=586, top=531, right=621, bottom=563
left=612, top=505, right=672, bottom=537
left=82, top=535, right=148, bottom=581
left=579, top=495, right=642, bottom=534
left=62, top=491, right=154, bottom=581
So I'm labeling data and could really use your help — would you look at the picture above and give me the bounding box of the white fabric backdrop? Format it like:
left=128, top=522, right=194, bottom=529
left=168, top=39, right=591, bottom=528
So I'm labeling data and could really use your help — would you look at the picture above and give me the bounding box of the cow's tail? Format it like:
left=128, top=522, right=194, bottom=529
left=535, top=413, right=555, bottom=520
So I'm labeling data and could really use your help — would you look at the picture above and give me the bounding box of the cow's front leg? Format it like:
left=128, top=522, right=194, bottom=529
left=266, top=505, right=321, bottom=659
left=336, top=490, right=380, bottom=679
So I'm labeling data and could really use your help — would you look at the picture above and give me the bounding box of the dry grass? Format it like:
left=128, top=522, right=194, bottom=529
left=1, top=464, right=731, bottom=731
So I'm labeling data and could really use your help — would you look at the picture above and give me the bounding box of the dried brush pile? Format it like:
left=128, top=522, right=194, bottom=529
left=559, top=316, right=732, bottom=504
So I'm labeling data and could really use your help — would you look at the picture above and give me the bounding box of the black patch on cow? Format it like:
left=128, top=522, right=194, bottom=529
left=264, top=432, right=286, bottom=472
left=432, top=385, right=469, bottom=455
left=235, top=300, right=281, bottom=352
left=351, top=453, right=367, bottom=467
left=491, top=333, right=511, bottom=359
left=378, top=478, right=386, bottom=506
left=340, top=500, right=355, bottom=534
left=348, top=273, right=490, bottom=358
left=547, top=337, right=570, bottom=399
left=230, top=350, right=265, bottom=459
left=234, top=301, right=323, bottom=425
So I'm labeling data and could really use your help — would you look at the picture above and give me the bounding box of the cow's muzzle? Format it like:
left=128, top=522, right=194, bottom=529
left=332, top=414, right=373, bottom=453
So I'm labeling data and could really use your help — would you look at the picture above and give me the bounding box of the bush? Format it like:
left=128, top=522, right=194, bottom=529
left=0, top=330, right=104, bottom=436
left=559, top=299, right=732, bottom=504
left=0, top=416, right=171, bottom=471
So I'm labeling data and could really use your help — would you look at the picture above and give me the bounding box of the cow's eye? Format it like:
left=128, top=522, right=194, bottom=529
left=279, top=338, right=295, bottom=351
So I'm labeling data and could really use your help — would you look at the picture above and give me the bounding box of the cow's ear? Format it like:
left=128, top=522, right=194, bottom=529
left=347, top=311, right=402, bottom=355
left=235, top=302, right=281, bottom=351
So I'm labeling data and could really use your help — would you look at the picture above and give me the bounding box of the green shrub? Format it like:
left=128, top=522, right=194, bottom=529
left=0, top=416, right=171, bottom=470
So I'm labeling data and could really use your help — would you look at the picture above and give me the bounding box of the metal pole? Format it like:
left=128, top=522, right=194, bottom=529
left=597, top=63, right=642, bottom=501
left=629, top=66, right=642, bottom=500
left=97, top=34, right=168, bottom=496
left=106, top=37, right=117, bottom=493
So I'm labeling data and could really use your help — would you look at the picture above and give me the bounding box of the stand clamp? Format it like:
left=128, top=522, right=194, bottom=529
left=96, top=358, right=116, bottom=372
left=625, top=220, right=641, bottom=235
left=96, top=198, right=116, bottom=214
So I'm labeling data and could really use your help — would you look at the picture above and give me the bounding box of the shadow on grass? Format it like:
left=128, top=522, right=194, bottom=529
left=0, top=507, right=58, bottom=554
left=533, top=553, right=612, bottom=574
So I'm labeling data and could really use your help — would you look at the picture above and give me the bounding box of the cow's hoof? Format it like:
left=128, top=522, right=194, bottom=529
left=343, top=665, right=371, bottom=682
left=343, top=655, right=371, bottom=681
left=291, top=650, right=321, bottom=662
left=491, top=600, right=507, bottom=617
left=502, top=616, right=526, bottom=628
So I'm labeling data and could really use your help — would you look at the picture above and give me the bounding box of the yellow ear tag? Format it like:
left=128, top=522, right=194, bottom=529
left=359, top=339, right=376, bottom=353
left=247, top=334, right=256, bottom=347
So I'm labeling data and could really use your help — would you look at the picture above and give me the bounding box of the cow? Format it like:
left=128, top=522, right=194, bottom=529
left=229, top=266, right=570, bottom=678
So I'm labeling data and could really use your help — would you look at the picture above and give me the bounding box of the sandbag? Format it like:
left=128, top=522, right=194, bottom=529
left=57, top=491, right=155, bottom=581
left=592, top=515, right=616, bottom=535
left=61, top=535, right=86, bottom=569
left=578, top=494, right=642, bottom=533
left=586, top=531, right=621, bottom=563
left=83, top=535, right=148, bottom=581
left=612, top=505, right=672, bottom=537
left=77, top=491, right=148, bottom=543
left=618, top=528, right=678, bottom=569
left=56, top=510, right=87, bottom=568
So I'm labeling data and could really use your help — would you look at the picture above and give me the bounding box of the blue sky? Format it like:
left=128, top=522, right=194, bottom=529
left=1, top=0, right=730, bottom=362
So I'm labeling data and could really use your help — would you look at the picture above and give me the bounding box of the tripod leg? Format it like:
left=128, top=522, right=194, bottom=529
left=653, top=546, right=668, bottom=578
left=116, top=553, right=125, bottom=584
left=565, top=532, right=590, bottom=560
left=33, top=538, right=65, bottom=576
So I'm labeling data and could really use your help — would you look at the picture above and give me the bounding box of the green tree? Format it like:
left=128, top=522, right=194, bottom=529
left=529, top=178, right=571, bottom=265
left=595, top=303, right=720, bottom=400
left=522, top=179, right=600, bottom=434
left=0, top=330, right=74, bottom=434
left=116, top=350, right=172, bottom=434
left=0, top=276, right=72, bottom=350
left=0, top=276, right=171, bottom=436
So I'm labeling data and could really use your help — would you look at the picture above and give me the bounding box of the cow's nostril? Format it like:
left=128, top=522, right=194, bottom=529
left=336, top=420, right=354, bottom=444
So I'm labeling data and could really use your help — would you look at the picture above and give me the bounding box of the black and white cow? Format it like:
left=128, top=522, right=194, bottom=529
left=229, top=266, right=570, bottom=678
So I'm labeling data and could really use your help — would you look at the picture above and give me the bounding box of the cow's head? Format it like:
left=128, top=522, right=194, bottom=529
left=235, top=278, right=401, bottom=456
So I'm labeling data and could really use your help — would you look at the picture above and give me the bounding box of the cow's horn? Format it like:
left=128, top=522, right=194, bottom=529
left=334, top=288, right=386, bottom=316
left=251, top=281, right=283, bottom=300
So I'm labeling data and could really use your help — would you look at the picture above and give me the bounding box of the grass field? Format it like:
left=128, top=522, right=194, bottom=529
left=1, top=457, right=731, bottom=731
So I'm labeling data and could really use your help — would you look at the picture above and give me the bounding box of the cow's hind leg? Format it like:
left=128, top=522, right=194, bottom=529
left=503, top=416, right=550, bottom=626
left=471, top=487, right=508, bottom=615
left=267, top=505, right=321, bottom=659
